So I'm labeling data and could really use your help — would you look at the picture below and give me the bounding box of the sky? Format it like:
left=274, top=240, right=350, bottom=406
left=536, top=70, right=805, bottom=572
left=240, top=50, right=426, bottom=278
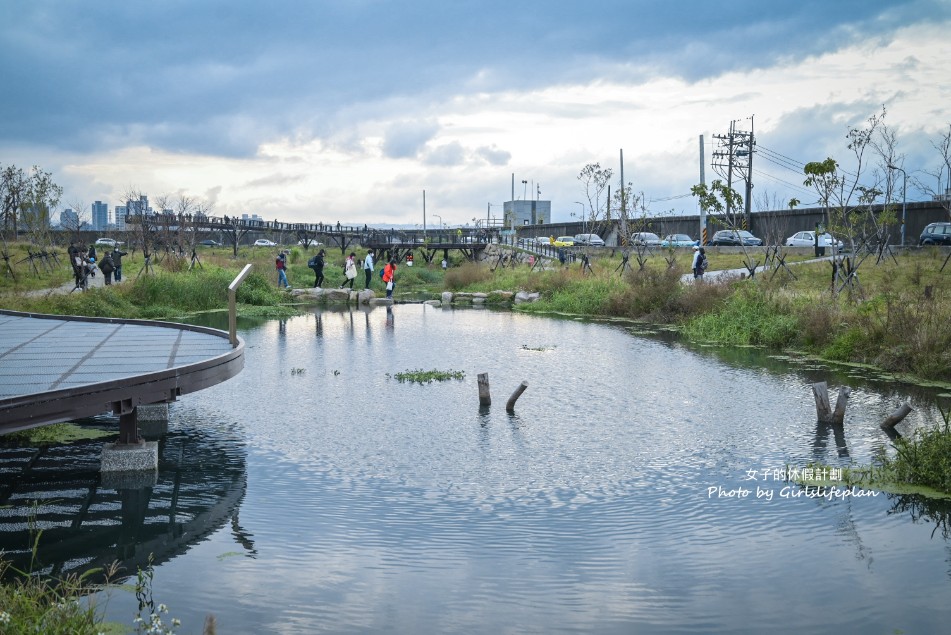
left=1, top=0, right=950, bottom=228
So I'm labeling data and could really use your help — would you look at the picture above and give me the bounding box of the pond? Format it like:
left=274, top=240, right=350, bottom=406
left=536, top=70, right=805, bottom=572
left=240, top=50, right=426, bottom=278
left=3, top=304, right=951, bottom=634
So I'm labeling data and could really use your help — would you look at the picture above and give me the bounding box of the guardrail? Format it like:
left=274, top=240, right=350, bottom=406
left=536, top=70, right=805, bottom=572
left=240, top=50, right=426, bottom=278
left=228, top=264, right=254, bottom=347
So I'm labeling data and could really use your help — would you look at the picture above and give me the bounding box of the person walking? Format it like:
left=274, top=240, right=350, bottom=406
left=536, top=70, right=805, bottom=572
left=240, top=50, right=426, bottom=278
left=692, top=246, right=707, bottom=280
left=340, top=252, right=357, bottom=289
left=111, top=246, right=128, bottom=281
left=363, top=250, right=374, bottom=290
left=383, top=258, right=397, bottom=299
left=99, top=251, right=115, bottom=285
left=276, top=250, right=290, bottom=288
left=312, top=249, right=325, bottom=287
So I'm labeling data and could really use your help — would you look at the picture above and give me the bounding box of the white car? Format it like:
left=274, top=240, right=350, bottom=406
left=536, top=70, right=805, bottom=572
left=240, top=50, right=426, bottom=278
left=94, top=238, right=123, bottom=247
left=254, top=239, right=278, bottom=247
left=299, top=239, right=322, bottom=247
left=785, top=231, right=843, bottom=251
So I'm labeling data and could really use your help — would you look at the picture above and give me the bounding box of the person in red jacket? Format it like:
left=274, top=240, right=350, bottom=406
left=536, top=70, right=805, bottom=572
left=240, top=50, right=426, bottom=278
left=382, top=258, right=397, bottom=299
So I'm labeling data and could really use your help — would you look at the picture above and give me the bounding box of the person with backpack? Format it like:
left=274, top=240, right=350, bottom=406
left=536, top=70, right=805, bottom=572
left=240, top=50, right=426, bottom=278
left=275, top=250, right=290, bottom=288
left=309, top=249, right=325, bottom=288
left=692, top=245, right=708, bottom=280
left=99, top=251, right=116, bottom=285
left=363, top=250, right=374, bottom=290
left=340, top=252, right=357, bottom=289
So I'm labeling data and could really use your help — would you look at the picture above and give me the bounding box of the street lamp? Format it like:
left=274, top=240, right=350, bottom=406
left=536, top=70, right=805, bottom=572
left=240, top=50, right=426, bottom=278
left=887, top=164, right=907, bottom=247
left=574, top=201, right=585, bottom=235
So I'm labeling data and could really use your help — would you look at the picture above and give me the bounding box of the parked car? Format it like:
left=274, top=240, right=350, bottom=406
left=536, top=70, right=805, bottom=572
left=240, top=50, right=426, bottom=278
left=254, top=239, right=278, bottom=247
left=785, top=231, right=843, bottom=251
left=199, top=239, right=221, bottom=247
left=919, top=222, right=951, bottom=246
left=553, top=236, right=576, bottom=247
left=573, top=233, right=605, bottom=246
left=94, top=238, right=123, bottom=247
left=660, top=234, right=697, bottom=248
left=708, top=230, right=763, bottom=246
left=630, top=232, right=662, bottom=247
left=299, top=239, right=322, bottom=247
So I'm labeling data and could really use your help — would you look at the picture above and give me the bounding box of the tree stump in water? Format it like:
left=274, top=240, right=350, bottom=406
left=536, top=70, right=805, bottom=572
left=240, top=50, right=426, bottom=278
left=881, top=403, right=913, bottom=431
left=478, top=373, right=491, bottom=407
left=506, top=381, right=528, bottom=413
left=812, top=382, right=833, bottom=423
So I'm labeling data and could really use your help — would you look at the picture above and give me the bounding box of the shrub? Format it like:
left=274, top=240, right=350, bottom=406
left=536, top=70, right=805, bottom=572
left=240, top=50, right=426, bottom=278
left=444, top=263, right=492, bottom=290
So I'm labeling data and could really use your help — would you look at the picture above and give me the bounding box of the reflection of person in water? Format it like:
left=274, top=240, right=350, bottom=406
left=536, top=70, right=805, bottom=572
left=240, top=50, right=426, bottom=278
left=385, top=305, right=394, bottom=329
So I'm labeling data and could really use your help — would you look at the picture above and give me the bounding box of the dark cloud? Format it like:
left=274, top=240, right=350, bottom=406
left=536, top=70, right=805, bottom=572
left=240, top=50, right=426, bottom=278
left=475, top=145, right=511, bottom=166
left=382, top=121, right=439, bottom=159
left=0, top=0, right=941, bottom=160
left=423, top=142, right=467, bottom=167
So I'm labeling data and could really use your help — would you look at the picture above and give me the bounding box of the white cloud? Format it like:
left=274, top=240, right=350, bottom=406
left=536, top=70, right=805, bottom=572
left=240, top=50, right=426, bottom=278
left=2, top=6, right=949, bottom=225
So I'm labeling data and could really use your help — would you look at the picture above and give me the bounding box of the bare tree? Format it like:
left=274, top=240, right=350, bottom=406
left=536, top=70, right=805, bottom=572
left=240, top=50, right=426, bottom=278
left=124, top=187, right=157, bottom=275
left=803, top=108, right=887, bottom=256
left=22, top=166, right=63, bottom=246
left=1, top=164, right=27, bottom=234
left=915, top=122, right=951, bottom=222
left=63, top=199, right=91, bottom=244
left=578, top=163, right=613, bottom=229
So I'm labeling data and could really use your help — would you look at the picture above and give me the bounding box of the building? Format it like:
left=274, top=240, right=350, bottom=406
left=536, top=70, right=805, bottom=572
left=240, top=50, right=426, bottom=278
left=59, top=208, right=80, bottom=229
left=503, top=200, right=550, bottom=228
left=113, top=205, right=127, bottom=230
left=92, top=201, right=109, bottom=230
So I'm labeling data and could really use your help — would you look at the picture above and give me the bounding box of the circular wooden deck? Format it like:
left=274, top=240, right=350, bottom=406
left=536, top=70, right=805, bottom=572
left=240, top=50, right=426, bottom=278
left=0, top=310, right=244, bottom=435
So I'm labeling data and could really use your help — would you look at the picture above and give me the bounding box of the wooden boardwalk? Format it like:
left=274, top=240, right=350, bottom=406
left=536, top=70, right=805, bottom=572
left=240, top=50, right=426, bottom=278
left=0, top=310, right=243, bottom=435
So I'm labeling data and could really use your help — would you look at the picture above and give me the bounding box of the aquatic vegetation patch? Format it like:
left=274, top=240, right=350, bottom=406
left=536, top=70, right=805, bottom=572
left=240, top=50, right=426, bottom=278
left=388, top=368, right=466, bottom=384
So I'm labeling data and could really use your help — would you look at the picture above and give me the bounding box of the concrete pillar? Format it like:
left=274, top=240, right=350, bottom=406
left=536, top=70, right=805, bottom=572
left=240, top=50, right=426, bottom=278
left=101, top=441, right=159, bottom=475
left=137, top=402, right=169, bottom=438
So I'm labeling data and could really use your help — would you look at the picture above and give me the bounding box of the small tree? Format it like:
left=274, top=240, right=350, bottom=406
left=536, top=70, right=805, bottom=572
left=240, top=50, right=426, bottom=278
left=577, top=163, right=613, bottom=231
left=691, top=180, right=761, bottom=277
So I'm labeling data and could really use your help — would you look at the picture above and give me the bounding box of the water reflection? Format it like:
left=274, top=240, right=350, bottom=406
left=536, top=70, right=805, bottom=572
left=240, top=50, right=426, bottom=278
left=0, top=420, right=248, bottom=582
left=5, top=306, right=951, bottom=633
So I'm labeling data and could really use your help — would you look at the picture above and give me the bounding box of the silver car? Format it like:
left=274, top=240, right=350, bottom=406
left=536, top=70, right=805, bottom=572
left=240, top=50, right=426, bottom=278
left=630, top=232, right=662, bottom=246
left=785, top=231, right=843, bottom=251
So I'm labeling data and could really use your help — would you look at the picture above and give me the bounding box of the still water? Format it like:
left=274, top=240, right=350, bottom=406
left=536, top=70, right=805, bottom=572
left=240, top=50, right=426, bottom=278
left=3, top=304, right=951, bottom=633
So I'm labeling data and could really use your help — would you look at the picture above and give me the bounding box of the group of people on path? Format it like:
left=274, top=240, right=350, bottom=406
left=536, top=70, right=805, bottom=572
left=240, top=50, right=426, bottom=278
left=291, top=248, right=399, bottom=299
left=68, top=242, right=127, bottom=290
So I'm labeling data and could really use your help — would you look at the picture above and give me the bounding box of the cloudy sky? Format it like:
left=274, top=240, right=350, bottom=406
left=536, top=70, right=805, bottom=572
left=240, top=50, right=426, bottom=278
left=1, top=0, right=949, bottom=227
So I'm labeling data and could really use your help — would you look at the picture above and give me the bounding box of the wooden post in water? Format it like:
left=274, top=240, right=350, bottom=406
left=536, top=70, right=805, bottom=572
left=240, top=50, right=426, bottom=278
left=478, top=373, right=491, bottom=407
left=881, top=403, right=913, bottom=431
left=812, top=382, right=833, bottom=424
left=832, top=387, right=851, bottom=425
left=506, top=381, right=528, bottom=413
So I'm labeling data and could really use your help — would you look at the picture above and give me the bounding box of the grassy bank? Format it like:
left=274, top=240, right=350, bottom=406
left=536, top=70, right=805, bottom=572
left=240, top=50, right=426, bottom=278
left=2, top=241, right=950, bottom=382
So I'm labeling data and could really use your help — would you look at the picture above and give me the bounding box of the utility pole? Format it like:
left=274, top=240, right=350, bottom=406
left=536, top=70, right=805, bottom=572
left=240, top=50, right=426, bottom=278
left=619, top=149, right=628, bottom=240
left=712, top=116, right=755, bottom=229
left=699, top=134, right=707, bottom=245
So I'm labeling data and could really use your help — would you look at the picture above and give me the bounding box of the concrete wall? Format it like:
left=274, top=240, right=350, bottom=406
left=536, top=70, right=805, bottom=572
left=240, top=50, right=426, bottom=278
left=520, top=200, right=950, bottom=247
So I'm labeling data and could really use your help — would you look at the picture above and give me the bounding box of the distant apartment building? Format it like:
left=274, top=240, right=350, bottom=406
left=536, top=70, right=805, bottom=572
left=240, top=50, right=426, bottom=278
left=60, top=208, right=80, bottom=229
left=241, top=213, right=263, bottom=221
left=113, top=205, right=127, bottom=230
left=92, top=201, right=109, bottom=230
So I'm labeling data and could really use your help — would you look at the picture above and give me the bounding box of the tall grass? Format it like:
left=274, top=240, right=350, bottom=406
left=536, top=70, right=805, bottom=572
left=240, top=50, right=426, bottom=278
left=682, top=283, right=799, bottom=347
